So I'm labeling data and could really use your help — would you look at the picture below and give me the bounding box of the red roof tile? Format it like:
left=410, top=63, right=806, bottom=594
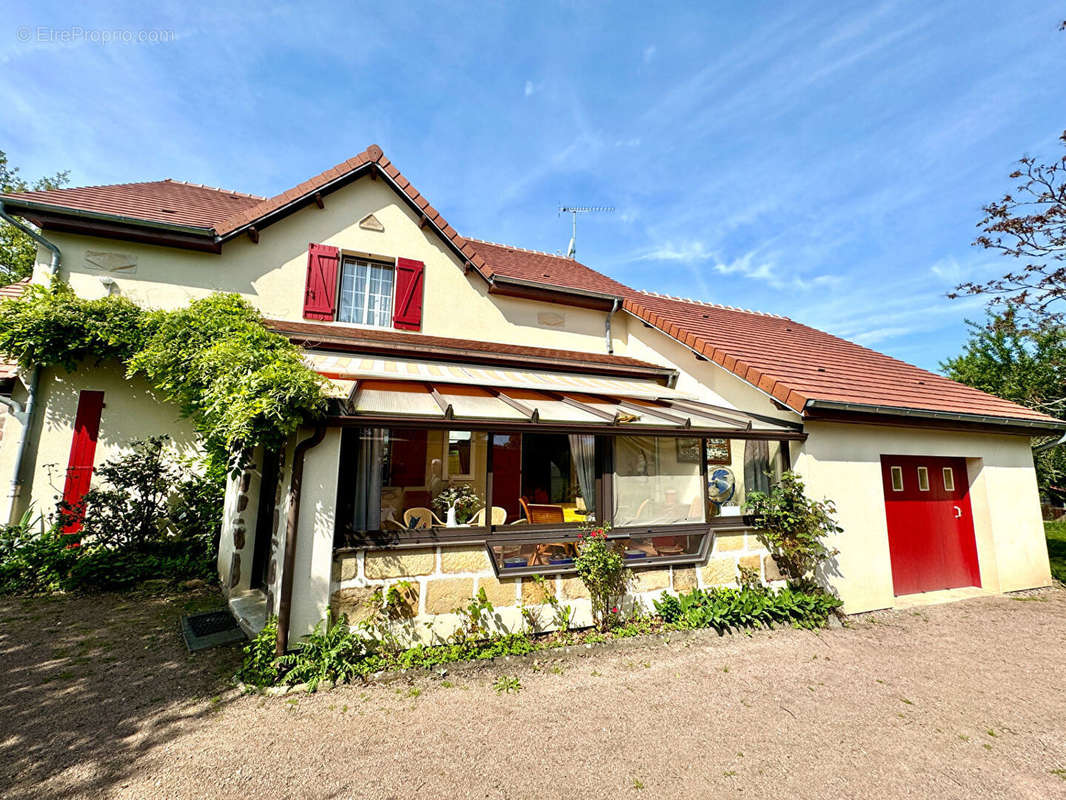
left=1, top=181, right=262, bottom=230
left=459, top=239, right=635, bottom=297
left=3, top=147, right=1056, bottom=427
left=623, top=291, right=1058, bottom=424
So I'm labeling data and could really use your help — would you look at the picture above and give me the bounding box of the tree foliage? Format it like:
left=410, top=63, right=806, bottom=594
left=0, top=280, right=147, bottom=371
left=0, top=284, right=327, bottom=463
left=0, top=151, right=70, bottom=283
left=952, top=131, right=1066, bottom=326
left=129, top=293, right=328, bottom=457
left=942, top=314, right=1066, bottom=502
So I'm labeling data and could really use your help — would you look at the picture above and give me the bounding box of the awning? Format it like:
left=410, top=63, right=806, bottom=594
left=310, top=352, right=803, bottom=436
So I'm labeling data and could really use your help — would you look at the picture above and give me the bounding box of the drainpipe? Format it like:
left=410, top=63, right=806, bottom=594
left=0, top=202, right=61, bottom=524
left=276, top=424, right=327, bottom=656
left=604, top=297, right=620, bottom=355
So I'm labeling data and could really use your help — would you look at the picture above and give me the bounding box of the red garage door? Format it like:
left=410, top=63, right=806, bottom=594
left=880, top=456, right=981, bottom=596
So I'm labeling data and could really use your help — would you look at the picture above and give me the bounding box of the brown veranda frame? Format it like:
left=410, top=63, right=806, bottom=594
left=333, top=424, right=799, bottom=572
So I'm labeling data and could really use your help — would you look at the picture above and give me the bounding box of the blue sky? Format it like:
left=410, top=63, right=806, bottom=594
left=2, top=1, right=1063, bottom=371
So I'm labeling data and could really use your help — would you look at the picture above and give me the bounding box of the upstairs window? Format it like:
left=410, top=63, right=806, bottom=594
left=338, top=258, right=394, bottom=327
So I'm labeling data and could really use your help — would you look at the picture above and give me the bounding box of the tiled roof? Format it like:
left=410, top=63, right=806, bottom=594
left=0, top=279, right=29, bottom=379
left=263, top=318, right=671, bottom=378
left=1, top=180, right=263, bottom=230
left=2, top=147, right=1057, bottom=427
left=460, top=238, right=635, bottom=297
left=624, top=291, right=1058, bottom=423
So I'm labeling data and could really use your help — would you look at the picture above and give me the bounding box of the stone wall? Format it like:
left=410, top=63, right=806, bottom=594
left=330, top=529, right=778, bottom=641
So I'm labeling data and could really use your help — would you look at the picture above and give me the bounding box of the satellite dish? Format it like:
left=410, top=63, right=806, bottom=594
left=707, top=467, right=736, bottom=505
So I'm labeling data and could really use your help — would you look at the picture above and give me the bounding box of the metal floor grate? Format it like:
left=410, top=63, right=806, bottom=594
left=181, top=609, right=247, bottom=652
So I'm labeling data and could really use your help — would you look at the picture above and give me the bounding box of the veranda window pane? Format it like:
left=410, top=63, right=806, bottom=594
left=613, top=436, right=703, bottom=527
left=707, top=439, right=786, bottom=517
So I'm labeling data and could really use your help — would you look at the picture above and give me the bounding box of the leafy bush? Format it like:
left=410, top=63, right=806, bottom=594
left=745, top=471, right=842, bottom=590
left=656, top=584, right=842, bottom=633
left=129, top=293, right=327, bottom=460
left=0, top=285, right=328, bottom=465
left=0, top=280, right=146, bottom=372
left=276, top=613, right=371, bottom=692
left=573, top=525, right=631, bottom=631
left=0, top=521, right=77, bottom=595
left=236, top=616, right=281, bottom=689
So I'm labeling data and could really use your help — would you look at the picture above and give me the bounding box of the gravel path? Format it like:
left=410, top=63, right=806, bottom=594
left=2, top=587, right=1065, bottom=799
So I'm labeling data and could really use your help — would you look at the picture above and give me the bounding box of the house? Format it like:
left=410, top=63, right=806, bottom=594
left=1, top=145, right=1061, bottom=647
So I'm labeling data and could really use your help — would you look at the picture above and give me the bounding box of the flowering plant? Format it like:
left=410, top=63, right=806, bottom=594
left=432, top=483, right=482, bottom=524
left=573, top=524, right=631, bottom=631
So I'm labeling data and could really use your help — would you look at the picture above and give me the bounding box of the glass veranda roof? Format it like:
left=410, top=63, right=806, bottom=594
left=310, top=352, right=802, bottom=436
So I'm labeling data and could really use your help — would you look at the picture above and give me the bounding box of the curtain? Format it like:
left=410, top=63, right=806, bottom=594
left=568, top=434, right=596, bottom=517
left=353, top=429, right=384, bottom=531
left=743, top=439, right=771, bottom=499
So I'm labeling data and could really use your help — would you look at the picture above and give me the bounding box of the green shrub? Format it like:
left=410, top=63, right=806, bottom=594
left=276, top=612, right=371, bottom=692
left=236, top=616, right=281, bottom=689
left=664, top=584, right=842, bottom=633
left=0, top=521, right=77, bottom=595
left=574, top=525, right=631, bottom=631
left=745, top=471, right=842, bottom=591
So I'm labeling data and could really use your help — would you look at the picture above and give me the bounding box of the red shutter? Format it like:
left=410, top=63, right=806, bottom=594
left=303, top=243, right=340, bottom=320
left=393, top=258, right=425, bottom=331
left=60, top=390, right=105, bottom=536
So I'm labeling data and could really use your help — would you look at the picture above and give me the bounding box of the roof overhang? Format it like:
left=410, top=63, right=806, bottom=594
left=487, top=274, right=623, bottom=311
left=802, top=399, right=1066, bottom=436
left=269, top=323, right=675, bottom=382
left=308, top=351, right=804, bottom=439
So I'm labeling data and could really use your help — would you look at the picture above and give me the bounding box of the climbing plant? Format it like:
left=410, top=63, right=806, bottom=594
left=0, top=282, right=328, bottom=464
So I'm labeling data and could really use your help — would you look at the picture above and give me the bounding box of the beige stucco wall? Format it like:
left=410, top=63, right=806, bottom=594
left=795, top=421, right=1050, bottom=613
left=31, top=176, right=621, bottom=355
left=5, top=362, right=200, bottom=522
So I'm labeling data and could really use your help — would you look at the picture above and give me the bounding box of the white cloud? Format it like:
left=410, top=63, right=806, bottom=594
left=643, top=45, right=656, bottom=63
left=524, top=80, right=535, bottom=97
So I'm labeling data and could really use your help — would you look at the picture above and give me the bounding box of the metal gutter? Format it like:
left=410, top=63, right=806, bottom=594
left=0, top=201, right=61, bottom=523
left=605, top=297, right=620, bottom=355
left=803, top=399, right=1066, bottom=432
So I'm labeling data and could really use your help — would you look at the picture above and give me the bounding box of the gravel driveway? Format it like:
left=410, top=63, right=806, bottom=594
left=2, top=587, right=1065, bottom=799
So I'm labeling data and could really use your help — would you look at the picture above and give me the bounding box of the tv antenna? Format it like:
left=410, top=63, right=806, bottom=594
left=559, top=205, right=614, bottom=259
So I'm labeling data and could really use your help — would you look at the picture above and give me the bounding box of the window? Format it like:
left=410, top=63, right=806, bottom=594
left=445, top=431, right=474, bottom=479
left=337, top=258, right=393, bottom=327
left=890, top=466, right=904, bottom=492
left=614, top=436, right=704, bottom=527
left=942, top=467, right=955, bottom=492
left=917, top=466, right=930, bottom=492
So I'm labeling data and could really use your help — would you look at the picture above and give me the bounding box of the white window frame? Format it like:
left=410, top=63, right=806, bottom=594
left=942, top=467, right=955, bottom=492
left=443, top=430, right=477, bottom=481
left=336, top=256, right=395, bottom=328
left=890, top=466, right=904, bottom=492
left=917, top=466, right=930, bottom=492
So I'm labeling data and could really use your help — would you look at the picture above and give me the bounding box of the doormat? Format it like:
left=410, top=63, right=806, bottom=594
left=181, top=609, right=247, bottom=652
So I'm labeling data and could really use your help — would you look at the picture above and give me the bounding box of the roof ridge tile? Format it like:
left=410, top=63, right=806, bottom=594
left=635, top=290, right=789, bottom=319
left=161, top=179, right=266, bottom=199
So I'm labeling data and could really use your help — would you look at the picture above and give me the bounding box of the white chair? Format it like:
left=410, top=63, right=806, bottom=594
left=471, top=506, right=508, bottom=526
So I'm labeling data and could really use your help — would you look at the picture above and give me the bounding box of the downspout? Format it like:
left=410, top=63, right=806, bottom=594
left=276, top=424, right=327, bottom=656
left=0, top=202, right=61, bottom=524
left=605, top=298, right=620, bottom=355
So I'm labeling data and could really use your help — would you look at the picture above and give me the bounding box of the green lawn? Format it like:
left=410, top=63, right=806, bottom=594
left=1045, top=521, right=1066, bottom=584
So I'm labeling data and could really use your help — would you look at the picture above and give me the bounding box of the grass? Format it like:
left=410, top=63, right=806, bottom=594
left=1045, top=522, right=1066, bottom=584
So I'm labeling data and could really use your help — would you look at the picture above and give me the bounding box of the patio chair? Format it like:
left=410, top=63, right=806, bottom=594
left=471, top=506, right=508, bottom=526
left=404, top=507, right=444, bottom=529
left=526, top=503, right=565, bottom=524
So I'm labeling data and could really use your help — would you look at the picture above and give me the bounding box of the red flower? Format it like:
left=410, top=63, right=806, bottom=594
left=611, top=606, right=619, bottom=614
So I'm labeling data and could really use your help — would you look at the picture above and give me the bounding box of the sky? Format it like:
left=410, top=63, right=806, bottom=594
left=2, top=1, right=1063, bottom=371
